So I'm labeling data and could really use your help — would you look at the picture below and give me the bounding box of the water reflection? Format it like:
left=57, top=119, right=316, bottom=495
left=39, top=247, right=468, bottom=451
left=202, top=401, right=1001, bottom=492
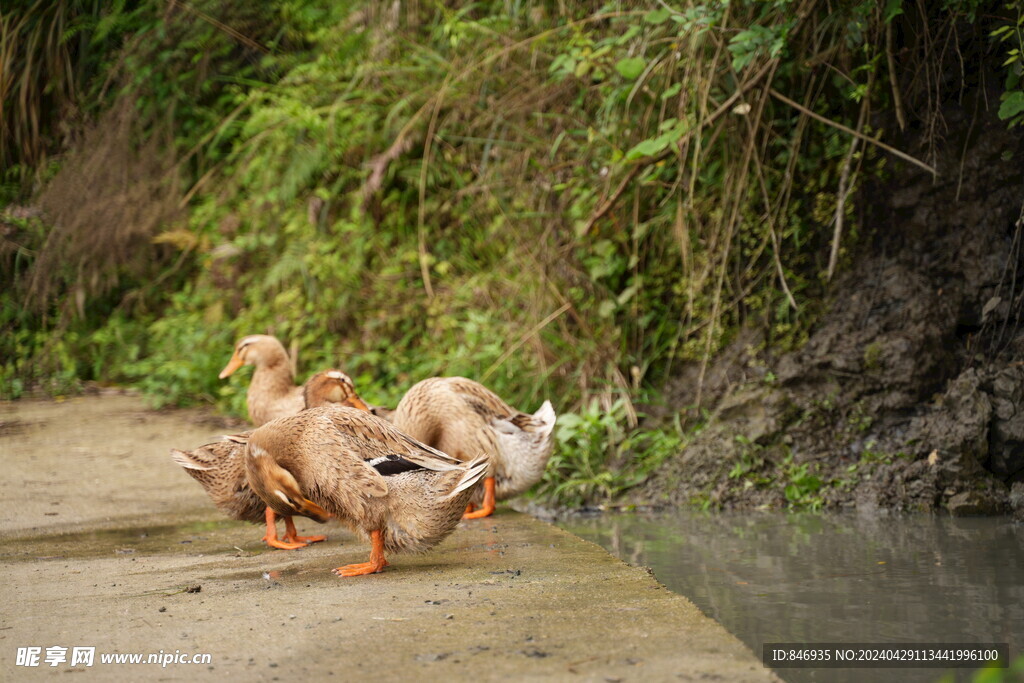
left=560, top=512, right=1024, bottom=683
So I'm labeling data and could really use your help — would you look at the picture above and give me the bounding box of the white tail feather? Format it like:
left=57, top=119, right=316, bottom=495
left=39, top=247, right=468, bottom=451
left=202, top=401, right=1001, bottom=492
left=535, top=400, right=556, bottom=429
left=446, top=455, right=489, bottom=498
left=170, top=449, right=212, bottom=471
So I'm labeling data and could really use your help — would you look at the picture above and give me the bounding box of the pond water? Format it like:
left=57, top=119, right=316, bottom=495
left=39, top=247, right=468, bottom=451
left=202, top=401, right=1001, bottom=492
left=559, top=511, right=1024, bottom=682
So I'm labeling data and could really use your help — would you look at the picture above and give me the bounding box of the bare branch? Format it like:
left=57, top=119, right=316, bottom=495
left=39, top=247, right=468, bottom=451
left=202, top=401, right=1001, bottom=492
left=769, top=88, right=936, bottom=176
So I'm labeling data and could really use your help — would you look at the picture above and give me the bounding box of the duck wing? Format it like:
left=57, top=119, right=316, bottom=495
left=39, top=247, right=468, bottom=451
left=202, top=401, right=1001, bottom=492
left=443, top=377, right=553, bottom=434
left=444, top=377, right=519, bottom=420
left=323, top=407, right=465, bottom=473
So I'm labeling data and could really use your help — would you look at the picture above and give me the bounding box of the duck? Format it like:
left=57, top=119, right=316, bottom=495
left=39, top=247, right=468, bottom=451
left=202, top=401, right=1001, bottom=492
left=171, top=436, right=315, bottom=549
left=218, top=334, right=304, bottom=426
left=244, top=370, right=489, bottom=576
left=173, top=370, right=372, bottom=550
left=390, top=377, right=556, bottom=519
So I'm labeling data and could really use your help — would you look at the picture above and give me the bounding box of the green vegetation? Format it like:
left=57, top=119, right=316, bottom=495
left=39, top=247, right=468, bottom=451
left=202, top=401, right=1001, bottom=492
left=728, top=435, right=768, bottom=486
left=540, top=398, right=683, bottom=506
left=2, top=1, right=1020, bottom=506
left=993, top=2, right=1024, bottom=127
left=719, top=438, right=827, bottom=511
left=859, top=442, right=904, bottom=464
left=780, top=455, right=825, bottom=511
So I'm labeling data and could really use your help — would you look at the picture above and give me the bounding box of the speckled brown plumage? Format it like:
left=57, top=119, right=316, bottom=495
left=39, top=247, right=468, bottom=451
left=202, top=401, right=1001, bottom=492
left=219, top=334, right=304, bottom=426
left=245, top=398, right=488, bottom=570
left=391, top=377, right=556, bottom=505
left=171, top=436, right=264, bottom=524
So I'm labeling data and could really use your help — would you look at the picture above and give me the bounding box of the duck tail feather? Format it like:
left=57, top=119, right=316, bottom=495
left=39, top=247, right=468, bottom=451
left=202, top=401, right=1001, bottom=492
left=446, top=455, right=490, bottom=498
left=170, top=449, right=212, bottom=471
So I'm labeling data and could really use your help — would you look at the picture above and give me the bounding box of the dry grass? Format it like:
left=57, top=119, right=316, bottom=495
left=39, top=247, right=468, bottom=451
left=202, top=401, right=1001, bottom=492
left=26, top=101, right=184, bottom=318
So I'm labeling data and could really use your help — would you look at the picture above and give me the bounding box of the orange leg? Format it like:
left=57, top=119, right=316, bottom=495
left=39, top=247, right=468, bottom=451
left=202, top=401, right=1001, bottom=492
left=262, top=507, right=307, bottom=550
left=332, top=530, right=389, bottom=577
left=464, top=502, right=477, bottom=514
left=282, top=516, right=326, bottom=545
left=462, top=477, right=496, bottom=520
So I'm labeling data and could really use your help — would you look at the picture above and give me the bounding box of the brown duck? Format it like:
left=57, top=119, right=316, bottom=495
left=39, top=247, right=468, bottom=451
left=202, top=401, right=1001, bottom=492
left=219, top=334, right=304, bottom=426
left=245, top=370, right=488, bottom=576
left=391, top=377, right=556, bottom=519
left=173, top=369, right=371, bottom=550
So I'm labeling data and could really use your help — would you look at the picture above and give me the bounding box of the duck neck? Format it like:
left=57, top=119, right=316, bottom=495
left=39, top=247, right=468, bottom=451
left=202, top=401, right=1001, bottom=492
left=249, top=353, right=296, bottom=401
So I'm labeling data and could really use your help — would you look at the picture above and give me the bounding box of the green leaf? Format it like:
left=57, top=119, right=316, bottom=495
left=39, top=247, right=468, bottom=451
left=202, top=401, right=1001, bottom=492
left=731, top=29, right=759, bottom=44
left=998, top=91, right=1024, bottom=121
left=617, top=282, right=640, bottom=306
left=556, top=413, right=584, bottom=430
left=661, top=120, right=688, bottom=143
left=883, top=0, right=902, bottom=24
left=644, top=9, right=671, bottom=24
left=625, top=137, right=668, bottom=160
left=661, top=82, right=682, bottom=100
left=614, top=26, right=641, bottom=45
left=615, top=57, right=646, bottom=80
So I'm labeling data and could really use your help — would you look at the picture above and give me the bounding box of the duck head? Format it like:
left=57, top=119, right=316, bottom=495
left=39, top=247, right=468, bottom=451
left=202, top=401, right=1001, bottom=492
left=303, top=370, right=371, bottom=412
left=219, top=335, right=289, bottom=379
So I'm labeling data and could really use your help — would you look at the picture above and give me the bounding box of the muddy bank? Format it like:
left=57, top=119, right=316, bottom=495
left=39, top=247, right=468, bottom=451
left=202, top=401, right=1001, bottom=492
left=642, top=35, right=1024, bottom=518
left=0, top=396, right=771, bottom=680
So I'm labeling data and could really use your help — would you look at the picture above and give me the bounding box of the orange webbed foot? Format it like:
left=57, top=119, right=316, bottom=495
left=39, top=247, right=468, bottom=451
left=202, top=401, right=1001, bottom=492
left=283, top=533, right=327, bottom=545
left=464, top=502, right=476, bottom=515
left=331, top=559, right=388, bottom=577
left=332, top=530, right=387, bottom=577
left=461, top=476, right=496, bottom=520
left=282, top=517, right=326, bottom=545
left=462, top=505, right=496, bottom=520
left=262, top=508, right=307, bottom=550
left=263, top=535, right=308, bottom=550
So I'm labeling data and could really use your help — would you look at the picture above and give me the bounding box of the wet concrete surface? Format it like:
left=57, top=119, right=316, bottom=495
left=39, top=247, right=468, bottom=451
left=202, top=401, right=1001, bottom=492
left=0, top=395, right=773, bottom=680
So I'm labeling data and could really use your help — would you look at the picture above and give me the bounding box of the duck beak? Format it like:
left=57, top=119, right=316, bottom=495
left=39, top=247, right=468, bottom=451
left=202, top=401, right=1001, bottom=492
left=218, top=352, right=245, bottom=379
left=346, top=396, right=372, bottom=412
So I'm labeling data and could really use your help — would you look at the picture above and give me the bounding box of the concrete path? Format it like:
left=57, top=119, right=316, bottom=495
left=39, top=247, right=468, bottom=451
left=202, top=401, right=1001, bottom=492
left=0, top=395, right=774, bottom=681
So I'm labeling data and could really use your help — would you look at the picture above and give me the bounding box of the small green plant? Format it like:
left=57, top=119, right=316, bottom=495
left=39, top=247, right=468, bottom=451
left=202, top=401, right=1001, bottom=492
left=536, top=398, right=682, bottom=507
left=863, top=341, right=884, bottom=370
left=860, top=448, right=888, bottom=464
left=832, top=464, right=860, bottom=492
left=859, top=441, right=900, bottom=465
left=690, top=491, right=716, bottom=512
left=847, top=401, right=874, bottom=433
left=728, top=435, right=767, bottom=482
left=781, top=454, right=824, bottom=511
left=992, top=3, right=1024, bottom=128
